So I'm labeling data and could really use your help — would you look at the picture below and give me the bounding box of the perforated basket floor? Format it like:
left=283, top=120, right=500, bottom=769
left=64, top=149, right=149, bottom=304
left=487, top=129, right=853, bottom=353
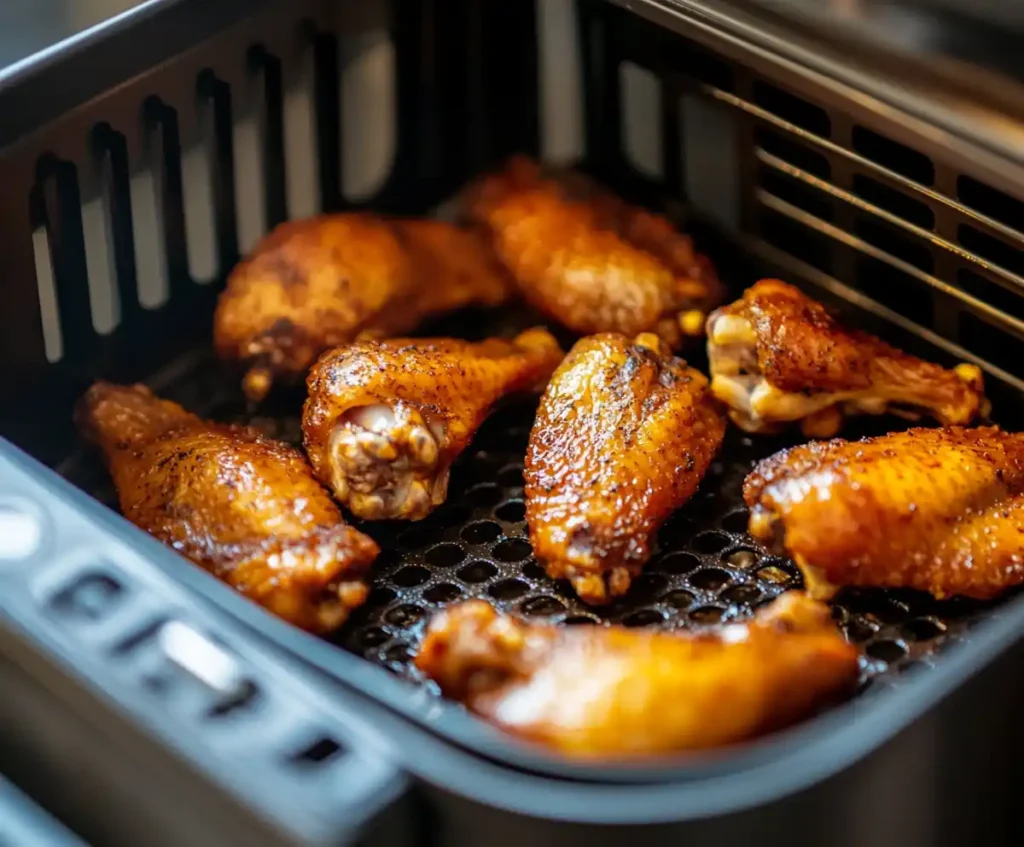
left=58, top=324, right=1006, bottom=702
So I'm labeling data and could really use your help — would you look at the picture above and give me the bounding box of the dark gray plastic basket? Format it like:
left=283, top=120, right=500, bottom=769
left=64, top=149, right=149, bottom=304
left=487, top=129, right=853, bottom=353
left=1, top=0, right=1023, bottom=845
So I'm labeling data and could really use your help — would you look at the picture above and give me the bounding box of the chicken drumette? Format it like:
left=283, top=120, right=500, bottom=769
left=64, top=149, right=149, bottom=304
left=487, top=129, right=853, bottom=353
left=77, top=382, right=379, bottom=633
left=214, top=215, right=510, bottom=402
left=707, top=279, right=987, bottom=437
left=415, top=594, right=858, bottom=758
left=466, top=156, right=722, bottom=345
left=745, top=426, right=1024, bottom=600
left=303, top=329, right=563, bottom=521
left=525, top=332, right=726, bottom=604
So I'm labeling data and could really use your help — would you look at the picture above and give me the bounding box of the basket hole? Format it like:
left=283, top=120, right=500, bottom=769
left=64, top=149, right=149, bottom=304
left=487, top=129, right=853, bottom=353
left=622, top=609, right=665, bottom=628
left=358, top=627, right=389, bottom=648
left=759, top=208, right=834, bottom=276
left=690, top=568, right=732, bottom=591
left=457, top=561, right=497, bottom=584
left=366, top=586, right=397, bottom=606
left=852, top=175, right=934, bottom=229
left=392, top=566, right=430, bottom=587
left=866, top=640, right=908, bottom=663
left=902, top=618, right=946, bottom=641
left=465, top=483, right=503, bottom=507
left=721, top=510, right=750, bottom=534
left=498, top=465, right=525, bottom=488
left=689, top=606, right=725, bottom=624
left=423, top=583, right=463, bottom=604
left=752, top=81, right=830, bottom=136
left=488, top=579, right=530, bottom=600
left=492, top=539, right=532, bottom=562
left=957, top=175, right=1024, bottom=232
left=853, top=255, right=934, bottom=328
left=655, top=552, right=700, bottom=575
left=50, top=573, right=123, bottom=622
left=495, top=500, right=526, bottom=523
left=756, top=565, right=792, bottom=585
left=720, top=584, right=762, bottom=605
left=724, top=548, right=758, bottom=569
left=845, top=618, right=878, bottom=642
left=663, top=589, right=695, bottom=610
left=628, top=572, right=669, bottom=601
left=290, top=736, right=344, bottom=767
left=522, top=561, right=546, bottom=581
left=563, top=614, right=600, bottom=626
left=384, top=604, right=426, bottom=627
left=461, top=521, right=502, bottom=544
left=852, top=126, right=934, bottom=185
left=691, top=532, right=730, bottom=554
left=519, top=595, right=566, bottom=617
left=959, top=224, right=1024, bottom=278
left=425, top=544, right=466, bottom=568
left=384, top=642, right=412, bottom=664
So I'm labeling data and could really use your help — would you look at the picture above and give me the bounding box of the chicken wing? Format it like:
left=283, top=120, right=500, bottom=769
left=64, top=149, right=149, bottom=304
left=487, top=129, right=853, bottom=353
left=465, top=156, right=722, bottom=344
left=415, top=594, right=858, bottom=758
left=214, top=214, right=510, bottom=401
left=303, top=328, right=563, bottom=521
left=706, top=279, right=987, bottom=437
left=744, top=426, right=1024, bottom=600
left=77, top=382, right=379, bottom=633
left=525, top=332, right=726, bottom=604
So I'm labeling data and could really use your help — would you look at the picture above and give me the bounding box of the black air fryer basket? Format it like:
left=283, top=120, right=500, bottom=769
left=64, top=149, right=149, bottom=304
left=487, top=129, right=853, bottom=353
left=2, top=0, right=1024, bottom=844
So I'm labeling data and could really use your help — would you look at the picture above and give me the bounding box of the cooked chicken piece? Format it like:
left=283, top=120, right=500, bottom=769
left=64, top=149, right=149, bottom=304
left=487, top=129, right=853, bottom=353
left=525, top=332, right=726, bottom=604
left=744, top=426, right=1024, bottom=600
left=706, top=279, right=987, bottom=437
left=303, top=329, right=563, bottom=521
left=465, top=156, right=721, bottom=345
left=214, top=214, right=510, bottom=402
left=415, top=594, right=858, bottom=758
left=77, top=382, right=379, bottom=634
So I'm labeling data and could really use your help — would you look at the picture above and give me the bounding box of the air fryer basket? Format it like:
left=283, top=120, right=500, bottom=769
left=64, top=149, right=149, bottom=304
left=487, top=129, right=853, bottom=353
left=2, top=0, right=1024, bottom=839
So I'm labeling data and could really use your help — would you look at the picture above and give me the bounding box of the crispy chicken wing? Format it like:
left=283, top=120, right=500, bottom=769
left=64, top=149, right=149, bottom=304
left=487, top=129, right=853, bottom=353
left=525, top=332, right=726, bottom=604
left=466, top=156, right=722, bottom=344
left=214, top=214, right=510, bottom=401
left=77, top=382, right=379, bottom=633
left=707, top=280, right=987, bottom=437
left=744, top=426, right=1024, bottom=600
left=303, top=329, right=563, bottom=521
left=415, top=594, right=858, bottom=758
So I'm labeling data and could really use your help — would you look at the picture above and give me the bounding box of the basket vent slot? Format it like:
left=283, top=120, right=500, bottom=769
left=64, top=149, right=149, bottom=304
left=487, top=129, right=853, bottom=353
left=538, top=0, right=584, bottom=164
left=851, top=126, right=934, bottom=185
left=852, top=175, right=934, bottom=230
left=854, top=217, right=933, bottom=272
left=283, top=44, right=320, bottom=220
left=759, top=166, right=833, bottom=222
left=957, top=176, right=1024, bottom=232
left=339, top=29, right=395, bottom=202
left=752, top=81, right=830, bottom=137
left=755, top=128, right=830, bottom=178
left=759, top=207, right=833, bottom=276
left=957, top=269, right=1024, bottom=321
left=958, top=224, right=1024, bottom=280
left=620, top=61, right=662, bottom=178
left=854, top=255, right=934, bottom=327
left=961, top=313, right=1023, bottom=375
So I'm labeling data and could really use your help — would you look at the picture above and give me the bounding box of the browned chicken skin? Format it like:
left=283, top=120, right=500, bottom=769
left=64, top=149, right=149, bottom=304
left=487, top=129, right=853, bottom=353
left=77, top=382, right=379, bottom=633
left=466, top=156, right=722, bottom=345
left=303, top=329, right=564, bottom=521
left=707, top=280, right=987, bottom=437
left=744, top=426, right=1024, bottom=600
left=525, top=332, right=726, bottom=604
left=214, top=214, right=510, bottom=402
left=415, top=594, right=858, bottom=758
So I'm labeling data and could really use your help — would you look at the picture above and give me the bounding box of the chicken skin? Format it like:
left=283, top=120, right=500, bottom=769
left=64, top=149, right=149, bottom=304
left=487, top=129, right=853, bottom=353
left=466, top=156, right=722, bottom=345
left=415, top=594, right=858, bottom=758
left=77, top=382, right=379, bottom=634
left=707, top=280, right=987, bottom=437
left=214, top=214, right=510, bottom=402
left=303, top=329, right=563, bottom=521
left=525, top=332, right=726, bottom=604
left=744, top=426, right=1024, bottom=600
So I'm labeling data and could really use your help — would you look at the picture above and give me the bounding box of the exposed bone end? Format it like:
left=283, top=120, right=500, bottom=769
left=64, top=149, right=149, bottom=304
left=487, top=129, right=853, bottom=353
left=327, top=403, right=448, bottom=521
left=711, top=375, right=754, bottom=416
left=570, top=573, right=610, bottom=606
left=748, top=506, right=784, bottom=549
left=242, top=366, right=273, bottom=404
left=678, top=309, right=707, bottom=338
left=955, top=363, right=985, bottom=393
left=314, top=580, right=370, bottom=632
left=707, top=313, right=757, bottom=347
left=633, top=332, right=668, bottom=356
left=794, top=558, right=840, bottom=602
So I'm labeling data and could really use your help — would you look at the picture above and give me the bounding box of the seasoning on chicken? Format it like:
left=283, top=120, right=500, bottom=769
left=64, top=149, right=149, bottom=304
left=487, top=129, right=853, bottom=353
left=214, top=214, right=511, bottom=402
left=303, top=329, right=563, bottom=521
left=415, top=594, right=858, bottom=758
left=744, top=426, right=1024, bottom=600
left=706, top=279, right=988, bottom=438
left=465, top=156, right=722, bottom=345
left=525, top=332, right=726, bottom=605
left=77, top=382, right=379, bottom=634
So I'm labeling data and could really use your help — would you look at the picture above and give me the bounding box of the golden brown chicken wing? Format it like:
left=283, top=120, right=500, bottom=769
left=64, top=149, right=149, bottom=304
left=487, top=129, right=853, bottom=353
left=744, top=426, right=1024, bottom=600
left=465, top=156, right=721, bottom=344
left=525, top=332, right=726, bottom=605
left=77, top=382, right=379, bottom=633
left=303, top=329, right=563, bottom=521
left=214, top=214, right=510, bottom=401
left=706, top=279, right=987, bottom=437
left=415, top=594, right=858, bottom=758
